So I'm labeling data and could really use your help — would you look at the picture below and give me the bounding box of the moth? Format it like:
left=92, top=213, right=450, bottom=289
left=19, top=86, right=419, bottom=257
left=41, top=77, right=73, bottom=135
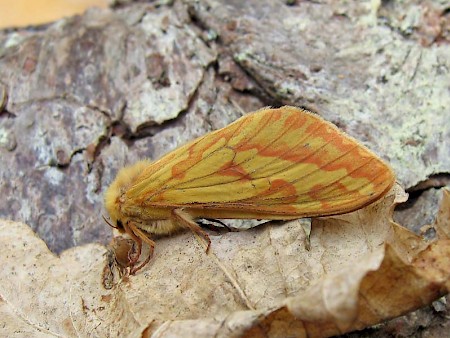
left=104, top=106, right=395, bottom=273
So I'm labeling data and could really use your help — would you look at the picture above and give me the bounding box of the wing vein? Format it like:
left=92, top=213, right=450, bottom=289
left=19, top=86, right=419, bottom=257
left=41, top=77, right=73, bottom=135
left=167, top=118, right=326, bottom=191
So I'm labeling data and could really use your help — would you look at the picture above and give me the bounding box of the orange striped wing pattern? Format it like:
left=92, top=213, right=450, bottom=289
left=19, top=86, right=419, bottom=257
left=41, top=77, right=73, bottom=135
left=126, top=106, right=395, bottom=219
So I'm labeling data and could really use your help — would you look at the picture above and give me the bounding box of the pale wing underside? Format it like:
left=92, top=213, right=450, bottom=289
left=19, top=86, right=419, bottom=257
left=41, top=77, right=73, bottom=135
left=127, top=106, right=395, bottom=217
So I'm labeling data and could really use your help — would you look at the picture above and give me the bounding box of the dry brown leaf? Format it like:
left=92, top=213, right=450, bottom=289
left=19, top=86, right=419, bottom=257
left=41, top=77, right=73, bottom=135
left=0, top=185, right=449, bottom=337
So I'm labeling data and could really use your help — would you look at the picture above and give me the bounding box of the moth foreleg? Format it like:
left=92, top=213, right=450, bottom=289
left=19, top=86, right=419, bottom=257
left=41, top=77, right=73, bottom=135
left=172, top=209, right=211, bottom=253
left=124, top=221, right=156, bottom=274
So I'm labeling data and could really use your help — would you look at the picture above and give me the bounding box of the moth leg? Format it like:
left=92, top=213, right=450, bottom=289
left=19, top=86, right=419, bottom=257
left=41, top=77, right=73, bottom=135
left=172, top=209, right=211, bottom=253
left=199, top=218, right=232, bottom=233
left=123, top=221, right=156, bottom=274
left=121, top=221, right=142, bottom=265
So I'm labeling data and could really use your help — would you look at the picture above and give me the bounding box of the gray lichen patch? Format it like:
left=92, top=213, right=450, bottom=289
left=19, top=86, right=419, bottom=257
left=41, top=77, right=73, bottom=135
left=0, top=122, right=17, bottom=151
left=123, top=6, right=217, bottom=131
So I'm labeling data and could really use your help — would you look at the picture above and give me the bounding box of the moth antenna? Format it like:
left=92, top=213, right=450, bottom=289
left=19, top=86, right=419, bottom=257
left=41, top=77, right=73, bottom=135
left=103, top=214, right=119, bottom=229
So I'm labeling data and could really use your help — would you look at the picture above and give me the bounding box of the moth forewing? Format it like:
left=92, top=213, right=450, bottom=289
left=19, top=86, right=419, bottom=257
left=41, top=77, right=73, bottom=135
left=104, top=106, right=395, bottom=273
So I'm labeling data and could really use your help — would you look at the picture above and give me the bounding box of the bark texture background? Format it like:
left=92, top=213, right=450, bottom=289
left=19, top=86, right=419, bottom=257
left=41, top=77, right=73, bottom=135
left=0, top=0, right=449, bottom=337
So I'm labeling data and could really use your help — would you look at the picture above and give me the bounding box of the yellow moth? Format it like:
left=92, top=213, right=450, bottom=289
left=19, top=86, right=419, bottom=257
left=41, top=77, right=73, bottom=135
left=104, top=106, right=395, bottom=273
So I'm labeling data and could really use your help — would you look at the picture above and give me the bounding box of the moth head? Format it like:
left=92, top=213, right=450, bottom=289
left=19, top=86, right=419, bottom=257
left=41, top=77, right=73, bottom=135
left=104, top=160, right=151, bottom=230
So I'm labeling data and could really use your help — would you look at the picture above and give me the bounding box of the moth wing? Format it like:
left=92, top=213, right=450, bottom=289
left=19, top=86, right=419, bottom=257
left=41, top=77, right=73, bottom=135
left=127, top=106, right=395, bottom=218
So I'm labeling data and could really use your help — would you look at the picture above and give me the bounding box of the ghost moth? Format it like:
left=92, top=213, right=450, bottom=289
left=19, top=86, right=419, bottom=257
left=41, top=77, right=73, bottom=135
left=104, top=106, right=395, bottom=273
